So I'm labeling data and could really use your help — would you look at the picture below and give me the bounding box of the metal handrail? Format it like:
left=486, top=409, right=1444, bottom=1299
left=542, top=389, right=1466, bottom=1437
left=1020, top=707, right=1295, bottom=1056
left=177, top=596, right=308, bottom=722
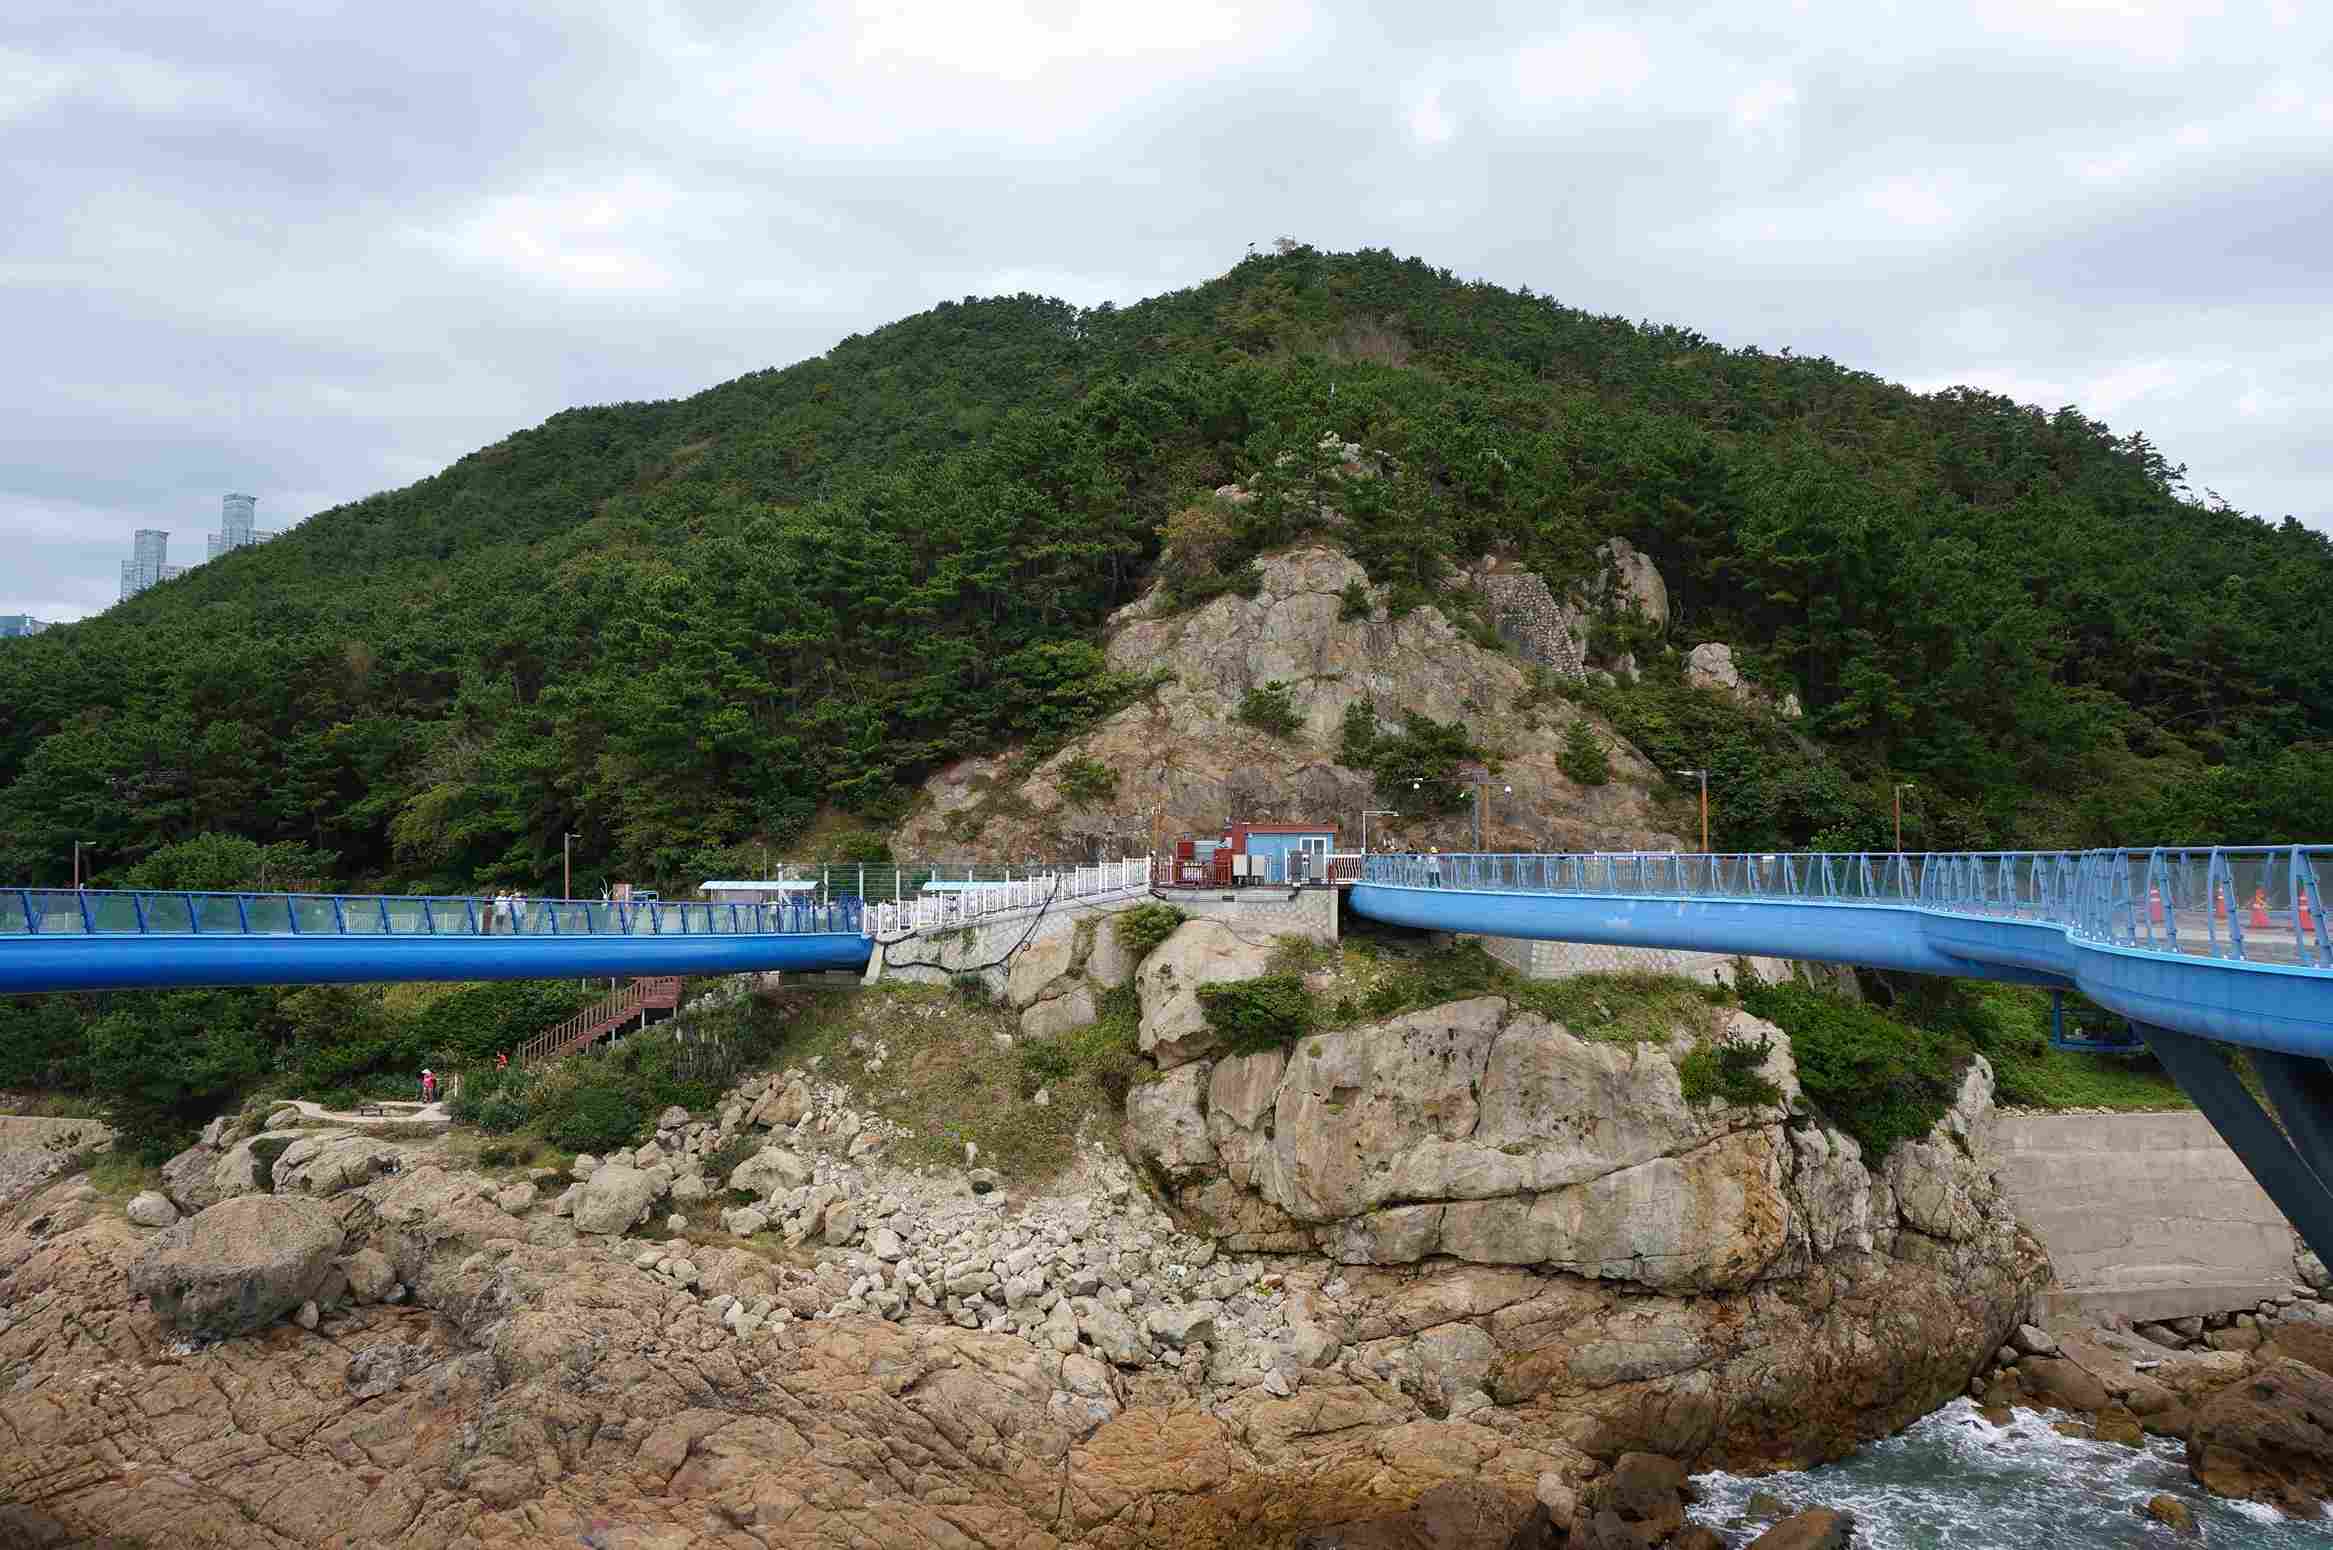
left=1357, top=847, right=2333, bottom=969
left=0, top=889, right=864, bottom=940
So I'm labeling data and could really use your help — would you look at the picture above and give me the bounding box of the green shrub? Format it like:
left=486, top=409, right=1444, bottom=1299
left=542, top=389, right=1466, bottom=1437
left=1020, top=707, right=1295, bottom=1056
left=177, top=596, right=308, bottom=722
left=1057, top=754, right=1119, bottom=809
left=538, top=1081, right=644, bottom=1154
left=1678, top=1032, right=1784, bottom=1108
left=1237, top=680, right=1304, bottom=737
left=1113, top=903, right=1187, bottom=958
left=1338, top=580, right=1372, bottom=621
left=700, top=1133, right=760, bottom=1188
left=1558, top=718, right=1612, bottom=786
left=1741, top=980, right=1970, bottom=1160
left=1197, top=974, right=1312, bottom=1054
left=1337, top=700, right=1380, bottom=769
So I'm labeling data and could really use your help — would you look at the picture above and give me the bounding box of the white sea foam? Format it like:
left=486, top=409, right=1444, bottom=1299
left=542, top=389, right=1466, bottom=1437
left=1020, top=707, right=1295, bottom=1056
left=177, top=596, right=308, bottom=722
left=1685, top=1399, right=2333, bottom=1548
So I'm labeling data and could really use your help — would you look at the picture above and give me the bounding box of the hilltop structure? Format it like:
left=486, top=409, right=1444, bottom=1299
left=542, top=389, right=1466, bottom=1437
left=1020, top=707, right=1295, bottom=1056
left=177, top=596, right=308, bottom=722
left=205, top=492, right=278, bottom=559
left=0, top=615, right=46, bottom=639
left=116, top=528, right=183, bottom=601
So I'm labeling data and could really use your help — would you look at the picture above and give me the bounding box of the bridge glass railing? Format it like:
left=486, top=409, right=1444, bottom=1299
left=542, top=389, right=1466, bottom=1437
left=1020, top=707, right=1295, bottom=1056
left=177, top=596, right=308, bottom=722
left=1359, top=846, right=2333, bottom=969
left=0, top=889, right=867, bottom=940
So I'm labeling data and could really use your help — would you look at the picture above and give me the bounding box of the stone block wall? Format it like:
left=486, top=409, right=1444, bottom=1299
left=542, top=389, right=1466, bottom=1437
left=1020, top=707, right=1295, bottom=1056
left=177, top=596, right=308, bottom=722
left=1479, top=571, right=1586, bottom=680
left=1471, top=933, right=1788, bottom=990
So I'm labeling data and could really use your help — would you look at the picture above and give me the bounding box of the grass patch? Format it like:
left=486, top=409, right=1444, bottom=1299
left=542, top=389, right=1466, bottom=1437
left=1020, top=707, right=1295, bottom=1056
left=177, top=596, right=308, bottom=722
left=1329, top=939, right=1729, bottom=1045
left=1887, top=979, right=2187, bottom=1112
left=737, top=983, right=1131, bottom=1183
left=83, top=1151, right=156, bottom=1200
left=1741, top=980, right=1976, bottom=1160
left=1267, top=935, right=1335, bottom=976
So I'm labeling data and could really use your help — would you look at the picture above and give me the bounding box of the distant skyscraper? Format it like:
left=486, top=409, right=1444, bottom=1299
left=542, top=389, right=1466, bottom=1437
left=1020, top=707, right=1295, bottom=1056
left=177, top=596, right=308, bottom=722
left=205, top=492, right=278, bottom=560
left=0, top=614, right=47, bottom=639
left=118, top=529, right=180, bottom=600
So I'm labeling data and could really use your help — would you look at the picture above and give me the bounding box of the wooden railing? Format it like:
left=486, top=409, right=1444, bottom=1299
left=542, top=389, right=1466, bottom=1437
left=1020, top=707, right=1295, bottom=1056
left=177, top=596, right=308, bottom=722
left=515, top=976, right=683, bottom=1068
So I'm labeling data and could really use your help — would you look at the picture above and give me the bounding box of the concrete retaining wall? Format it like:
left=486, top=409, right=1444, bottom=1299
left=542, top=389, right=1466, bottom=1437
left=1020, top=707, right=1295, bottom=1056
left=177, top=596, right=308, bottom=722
left=1159, top=886, right=1339, bottom=941
left=1989, top=1110, right=2299, bottom=1322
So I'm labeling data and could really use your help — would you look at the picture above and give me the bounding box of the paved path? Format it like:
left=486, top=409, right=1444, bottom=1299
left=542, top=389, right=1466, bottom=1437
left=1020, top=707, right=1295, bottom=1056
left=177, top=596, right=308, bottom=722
left=1989, top=1110, right=2300, bottom=1321
left=277, top=1099, right=452, bottom=1131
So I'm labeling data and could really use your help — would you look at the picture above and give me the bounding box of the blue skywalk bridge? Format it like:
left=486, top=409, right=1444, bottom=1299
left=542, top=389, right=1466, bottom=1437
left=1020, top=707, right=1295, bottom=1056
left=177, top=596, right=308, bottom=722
left=7, top=848, right=2333, bottom=1268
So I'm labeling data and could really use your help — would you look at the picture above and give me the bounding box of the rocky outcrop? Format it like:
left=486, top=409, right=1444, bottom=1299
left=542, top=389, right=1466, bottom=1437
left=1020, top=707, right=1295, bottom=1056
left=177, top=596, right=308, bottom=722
left=1134, top=916, right=1290, bottom=1067
left=2187, top=1358, right=2333, bottom=1515
left=894, top=545, right=1683, bottom=858
left=1685, top=643, right=1801, bottom=720
left=125, top=1193, right=343, bottom=1338
left=1125, top=997, right=1927, bottom=1291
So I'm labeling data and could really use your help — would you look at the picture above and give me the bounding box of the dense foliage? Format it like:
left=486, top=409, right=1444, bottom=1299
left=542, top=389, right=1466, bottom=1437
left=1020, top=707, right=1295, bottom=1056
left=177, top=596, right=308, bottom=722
left=3, top=246, right=2324, bottom=900
left=4, top=974, right=603, bottom=1158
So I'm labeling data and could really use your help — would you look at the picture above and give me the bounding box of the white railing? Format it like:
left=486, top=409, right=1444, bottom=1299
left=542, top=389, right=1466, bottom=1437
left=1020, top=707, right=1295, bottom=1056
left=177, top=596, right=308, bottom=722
left=864, top=855, right=1156, bottom=939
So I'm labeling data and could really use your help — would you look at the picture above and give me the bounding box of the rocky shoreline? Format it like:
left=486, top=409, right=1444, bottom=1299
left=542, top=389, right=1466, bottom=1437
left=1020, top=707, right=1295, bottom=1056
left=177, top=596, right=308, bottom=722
left=2, top=975, right=2089, bottom=1549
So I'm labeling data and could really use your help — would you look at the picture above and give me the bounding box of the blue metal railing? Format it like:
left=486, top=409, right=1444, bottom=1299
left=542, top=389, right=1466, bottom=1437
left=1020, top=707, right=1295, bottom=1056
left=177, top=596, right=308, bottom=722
left=0, top=890, right=864, bottom=940
left=1359, top=847, right=2333, bottom=969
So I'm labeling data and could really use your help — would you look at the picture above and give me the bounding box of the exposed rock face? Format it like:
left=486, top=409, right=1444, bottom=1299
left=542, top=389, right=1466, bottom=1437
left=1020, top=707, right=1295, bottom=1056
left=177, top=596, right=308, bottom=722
left=270, top=1131, right=401, bottom=1196
left=125, top=1193, right=342, bottom=1338
left=894, top=545, right=1683, bottom=858
left=1135, top=917, right=1287, bottom=1067
left=2188, top=1358, right=2333, bottom=1515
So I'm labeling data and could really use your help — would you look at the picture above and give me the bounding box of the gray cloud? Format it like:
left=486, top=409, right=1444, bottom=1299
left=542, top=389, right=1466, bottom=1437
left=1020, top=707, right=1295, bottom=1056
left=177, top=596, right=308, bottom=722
left=5, top=0, right=2330, bottom=622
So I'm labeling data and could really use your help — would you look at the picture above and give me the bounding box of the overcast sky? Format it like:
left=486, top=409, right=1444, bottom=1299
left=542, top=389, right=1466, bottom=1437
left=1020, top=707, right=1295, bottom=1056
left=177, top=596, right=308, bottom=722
left=5, top=0, right=2328, bottom=622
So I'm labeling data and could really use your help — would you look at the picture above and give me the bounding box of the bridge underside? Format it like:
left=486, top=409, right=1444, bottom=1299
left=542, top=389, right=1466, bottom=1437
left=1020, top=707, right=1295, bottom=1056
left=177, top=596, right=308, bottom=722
left=1348, top=883, right=2333, bottom=1276
left=0, top=932, right=874, bottom=992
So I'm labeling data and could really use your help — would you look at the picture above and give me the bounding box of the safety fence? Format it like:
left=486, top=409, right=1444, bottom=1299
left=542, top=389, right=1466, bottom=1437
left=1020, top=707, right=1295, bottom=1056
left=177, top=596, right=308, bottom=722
left=863, top=855, right=1156, bottom=938
left=1359, top=847, right=2333, bottom=969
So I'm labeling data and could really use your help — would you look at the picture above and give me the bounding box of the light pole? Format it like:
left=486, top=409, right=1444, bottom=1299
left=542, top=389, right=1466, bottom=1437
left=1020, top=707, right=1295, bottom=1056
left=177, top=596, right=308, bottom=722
left=1676, top=770, right=1709, bottom=854
left=72, top=841, right=90, bottom=890
left=1472, top=784, right=1511, bottom=852
left=1893, top=783, right=1916, bottom=853
left=562, top=832, right=580, bottom=900
left=1361, top=808, right=1399, bottom=854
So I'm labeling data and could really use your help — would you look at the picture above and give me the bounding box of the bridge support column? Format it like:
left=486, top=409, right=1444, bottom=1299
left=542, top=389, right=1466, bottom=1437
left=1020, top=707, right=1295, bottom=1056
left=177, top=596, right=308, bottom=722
left=2138, top=1024, right=2333, bottom=1274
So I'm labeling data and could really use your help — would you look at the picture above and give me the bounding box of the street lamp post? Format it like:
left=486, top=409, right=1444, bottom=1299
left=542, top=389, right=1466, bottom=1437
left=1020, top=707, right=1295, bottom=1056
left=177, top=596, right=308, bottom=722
left=562, top=832, right=580, bottom=900
left=1675, top=770, right=1710, bottom=854
left=72, top=841, right=90, bottom=891
left=1893, top=783, right=1916, bottom=853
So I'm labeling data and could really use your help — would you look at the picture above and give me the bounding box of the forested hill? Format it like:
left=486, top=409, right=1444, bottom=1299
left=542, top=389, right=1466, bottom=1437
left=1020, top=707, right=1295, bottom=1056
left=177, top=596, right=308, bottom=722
left=5, top=245, right=2329, bottom=893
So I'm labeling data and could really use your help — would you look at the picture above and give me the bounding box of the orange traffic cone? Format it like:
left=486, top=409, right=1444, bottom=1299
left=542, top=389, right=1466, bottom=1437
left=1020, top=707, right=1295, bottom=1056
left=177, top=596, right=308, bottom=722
left=2251, top=887, right=2272, bottom=930
left=2302, top=889, right=2316, bottom=933
left=2215, top=886, right=2229, bottom=922
left=2149, top=887, right=2165, bottom=924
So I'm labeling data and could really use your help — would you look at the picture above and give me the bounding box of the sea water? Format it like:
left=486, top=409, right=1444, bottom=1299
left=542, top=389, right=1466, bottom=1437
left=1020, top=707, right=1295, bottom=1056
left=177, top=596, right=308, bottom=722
left=1687, top=1399, right=2333, bottom=1546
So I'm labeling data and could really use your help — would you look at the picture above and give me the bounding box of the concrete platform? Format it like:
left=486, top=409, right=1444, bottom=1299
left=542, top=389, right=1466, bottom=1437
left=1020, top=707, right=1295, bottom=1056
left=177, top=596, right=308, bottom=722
left=1990, top=1110, right=2301, bottom=1321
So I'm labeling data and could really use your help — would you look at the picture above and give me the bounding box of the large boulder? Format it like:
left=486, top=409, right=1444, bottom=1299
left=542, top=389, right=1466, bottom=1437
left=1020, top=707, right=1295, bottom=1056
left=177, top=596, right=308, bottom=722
left=1021, top=983, right=1098, bottom=1040
left=270, top=1132, right=400, bottom=1197
left=125, top=1191, right=178, bottom=1229
left=1005, top=924, right=1081, bottom=1008
left=2188, top=1357, right=2333, bottom=1515
left=1685, top=643, right=1801, bottom=720
left=1745, top=1509, right=1854, bottom=1550
left=1134, top=919, right=1282, bottom=1068
left=127, top=1194, right=342, bottom=1338
left=729, top=1147, right=813, bottom=1198
left=1569, top=1453, right=1686, bottom=1548
left=572, top=1164, right=658, bottom=1235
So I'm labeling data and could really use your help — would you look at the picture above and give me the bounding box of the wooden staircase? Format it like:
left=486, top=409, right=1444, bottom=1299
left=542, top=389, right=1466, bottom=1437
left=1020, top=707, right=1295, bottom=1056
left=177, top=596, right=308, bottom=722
left=515, top=977, right=683, bottom=1069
